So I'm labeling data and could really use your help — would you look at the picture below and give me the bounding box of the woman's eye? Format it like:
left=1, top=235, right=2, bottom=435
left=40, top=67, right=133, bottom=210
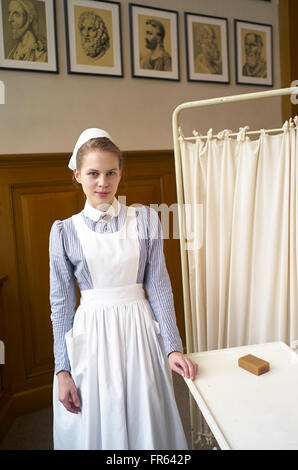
left=87, top=171, right=116, bottom=177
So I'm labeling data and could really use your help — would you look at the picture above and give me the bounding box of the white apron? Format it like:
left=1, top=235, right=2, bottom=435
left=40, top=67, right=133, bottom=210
left=53, top=206, right=188, bottom=450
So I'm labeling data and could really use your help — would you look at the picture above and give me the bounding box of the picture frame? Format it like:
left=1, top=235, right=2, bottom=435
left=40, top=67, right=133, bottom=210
left=64, top=0, right=123, bottom=77
left=129, top=3, right=179, bottom=81
left=0, top=0, right=58, bottom=73
left=184, top=12, right=230, bottom=84
left=234, top=19, right=273, bottom=86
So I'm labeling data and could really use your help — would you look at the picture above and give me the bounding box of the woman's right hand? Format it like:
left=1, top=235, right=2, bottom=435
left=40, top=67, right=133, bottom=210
left=57, top=370, right=81, bottom=413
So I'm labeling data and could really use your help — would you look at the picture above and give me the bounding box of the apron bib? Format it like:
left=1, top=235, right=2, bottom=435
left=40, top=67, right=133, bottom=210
left=53, top=206, right=187, bottom=450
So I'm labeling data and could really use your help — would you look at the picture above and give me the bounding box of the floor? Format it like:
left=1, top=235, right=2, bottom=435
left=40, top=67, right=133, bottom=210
left=0, top=373, right=216, bottom=450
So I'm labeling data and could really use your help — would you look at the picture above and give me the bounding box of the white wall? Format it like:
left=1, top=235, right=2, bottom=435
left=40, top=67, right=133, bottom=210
left=0, top=0, right=282, bottom=154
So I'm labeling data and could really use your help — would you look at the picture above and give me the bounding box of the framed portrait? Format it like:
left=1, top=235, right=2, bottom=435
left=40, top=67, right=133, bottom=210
left=129, top=3, right=179, bottom=81
left=184, top=12, right=229, bottom=84
left=234, top=19, right=273, bottom=86
left=0, top=0, right=58, bottom=73
left=64, top=0, right=123, bottom=77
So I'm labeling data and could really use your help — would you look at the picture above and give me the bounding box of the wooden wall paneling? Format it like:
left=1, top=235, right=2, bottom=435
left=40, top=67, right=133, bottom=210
left=0, top=183, right=25, bottom=391
left=119, top=174, right=161, bottom=207
left=0, top=275, right=8, bottom=397
left=0, top=274, right=11, bottom=442
left=12, top=183, right=84, bottom=380
left=0, top=154, right=84, bottom=440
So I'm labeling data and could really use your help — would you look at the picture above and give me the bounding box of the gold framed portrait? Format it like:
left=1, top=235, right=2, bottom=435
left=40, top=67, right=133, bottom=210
left=234, top=19, right=273, bottom=86
left=64, top=0, right=123, bottom=77
left=0, top=0, right=58, bottom=73
left=129, top=3, right=179, bottom=81
left=185, top=12, right=230, bottom=84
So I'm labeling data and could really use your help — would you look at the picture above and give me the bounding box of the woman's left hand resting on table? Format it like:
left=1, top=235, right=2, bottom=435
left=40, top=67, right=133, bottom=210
left=168, top=351, right=198, bottom=380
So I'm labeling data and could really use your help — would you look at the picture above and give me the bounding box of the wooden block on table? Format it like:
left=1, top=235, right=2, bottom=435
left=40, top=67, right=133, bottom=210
left=238, top=354, right=270, bottom=376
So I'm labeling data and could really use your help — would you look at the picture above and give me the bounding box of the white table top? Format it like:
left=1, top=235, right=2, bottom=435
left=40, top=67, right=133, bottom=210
left=185, top=342, right=298, bottom=450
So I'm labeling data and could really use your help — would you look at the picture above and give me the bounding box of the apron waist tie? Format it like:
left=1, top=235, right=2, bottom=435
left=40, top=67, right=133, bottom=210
left=80, top=283, right=146, bottom=305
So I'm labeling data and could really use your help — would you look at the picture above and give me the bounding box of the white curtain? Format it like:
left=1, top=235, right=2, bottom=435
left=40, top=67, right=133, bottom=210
left=180, top=119, right=298, bottom=354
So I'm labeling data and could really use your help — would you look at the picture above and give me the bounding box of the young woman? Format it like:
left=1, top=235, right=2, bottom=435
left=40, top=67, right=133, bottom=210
left=50, top=128, right=198, bottom=450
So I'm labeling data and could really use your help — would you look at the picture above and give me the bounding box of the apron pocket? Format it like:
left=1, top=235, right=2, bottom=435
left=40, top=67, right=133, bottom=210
left=65, top=329, right=87, bottom=377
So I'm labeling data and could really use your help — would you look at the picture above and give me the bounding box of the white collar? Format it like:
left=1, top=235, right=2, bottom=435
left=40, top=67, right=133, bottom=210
left=83, top=197, right=121, bottom=222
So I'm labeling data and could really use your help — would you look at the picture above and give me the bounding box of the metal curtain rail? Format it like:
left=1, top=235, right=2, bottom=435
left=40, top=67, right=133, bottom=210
left=183, top=124, right=297, bottom=141
left=172, top=86, right=298, bottom=357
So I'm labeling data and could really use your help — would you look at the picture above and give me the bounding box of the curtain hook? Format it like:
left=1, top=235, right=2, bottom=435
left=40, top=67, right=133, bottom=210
left=178, top=126, right=185, bottom=138
left=294, top=116, right=298, bottom=127
left=237, top=126, right=249, bottom=142
left=282, top=120, right=289, bottom=132
left=207, top=128, right=213, bottom=140
left=224, top=129, right=233, bottom=139
left=193, top=130, right=202, bottom=140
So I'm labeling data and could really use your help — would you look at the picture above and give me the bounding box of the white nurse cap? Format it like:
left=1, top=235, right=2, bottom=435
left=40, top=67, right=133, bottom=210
left=68, top=128, right=113, bottom=170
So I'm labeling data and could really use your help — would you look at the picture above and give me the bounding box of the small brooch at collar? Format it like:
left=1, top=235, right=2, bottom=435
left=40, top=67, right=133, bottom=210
left=100, top=214, right=112, bottom=222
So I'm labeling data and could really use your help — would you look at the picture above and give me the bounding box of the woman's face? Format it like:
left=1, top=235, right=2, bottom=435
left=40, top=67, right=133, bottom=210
left=74, top=149, right=122, bottom=209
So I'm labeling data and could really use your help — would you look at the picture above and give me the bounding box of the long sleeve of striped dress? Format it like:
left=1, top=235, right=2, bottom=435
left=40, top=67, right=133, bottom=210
left=49, top=201, right=183, bottom=375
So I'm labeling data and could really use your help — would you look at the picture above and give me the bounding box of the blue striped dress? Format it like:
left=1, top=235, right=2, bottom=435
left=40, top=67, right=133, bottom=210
left=49, top=199, right=183, bottom=375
